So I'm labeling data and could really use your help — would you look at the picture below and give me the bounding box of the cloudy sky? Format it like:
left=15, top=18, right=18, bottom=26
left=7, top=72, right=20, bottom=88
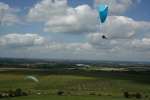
left=0, top=0, right=150, bottom=61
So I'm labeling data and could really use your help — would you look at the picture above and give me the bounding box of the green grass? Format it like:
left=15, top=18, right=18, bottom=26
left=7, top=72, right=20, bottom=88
left=1, top=95, right=139, bottom=100
left=0, top=70, right=150, bottom=100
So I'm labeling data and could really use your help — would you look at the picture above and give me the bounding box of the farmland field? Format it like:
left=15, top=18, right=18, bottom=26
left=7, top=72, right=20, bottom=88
left=0, top=95, right=138, bottom=100
left=0, top=70, right=150, bottom=100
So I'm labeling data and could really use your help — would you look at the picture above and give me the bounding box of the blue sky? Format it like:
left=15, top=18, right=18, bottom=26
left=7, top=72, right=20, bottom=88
left=0, top=0, right=150, bottom=61
left=125, top=0, right=150, bottom=21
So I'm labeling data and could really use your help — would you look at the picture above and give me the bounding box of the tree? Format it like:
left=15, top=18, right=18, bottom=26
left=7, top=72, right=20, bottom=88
left=15, top=88, right=23, bottom=96
left=123, top=91, right=130, bottom=98
left=135, top=92, right=142, bottom=99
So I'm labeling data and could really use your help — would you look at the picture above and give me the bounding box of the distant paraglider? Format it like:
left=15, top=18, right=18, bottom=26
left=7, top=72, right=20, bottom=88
left=97, top=4, right=108, bottom=39
left=102, top=35, right=107, bottom=39
left=25, top=76, right=39, bottom=83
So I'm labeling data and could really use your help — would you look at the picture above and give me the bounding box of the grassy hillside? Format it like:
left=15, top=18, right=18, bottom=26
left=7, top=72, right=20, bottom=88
left=1, top=95, right=138, bottom=100
left=0, top=70, right=150, bottom=100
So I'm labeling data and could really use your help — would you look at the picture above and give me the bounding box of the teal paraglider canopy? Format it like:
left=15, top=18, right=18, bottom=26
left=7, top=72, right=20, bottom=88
left=98, top=4, right=108, bottom=23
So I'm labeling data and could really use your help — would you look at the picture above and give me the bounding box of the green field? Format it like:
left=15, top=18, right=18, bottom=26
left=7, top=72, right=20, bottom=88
left=0, top=70, right=150, bottom=100
left=0, top=95, right=139, bottom=100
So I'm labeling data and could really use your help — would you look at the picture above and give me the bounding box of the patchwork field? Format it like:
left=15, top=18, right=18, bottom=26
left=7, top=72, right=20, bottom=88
left=0, top=70, right=150, bottom=100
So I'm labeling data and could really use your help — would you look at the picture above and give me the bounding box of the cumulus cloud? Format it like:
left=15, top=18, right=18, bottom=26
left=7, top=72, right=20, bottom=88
left=27, top=0, right=98, bottom=33
left=1, top=0, right=150, bottom=61
left=46, top=42, right=93, bottom=52
left=130, top=38, right=150, bottom=51
left=21, top=42, right=95, bottom=60
left=0, top=33, right=47, bottom=48
left=88, top=16, right=150, bottom=40
left=1, top=32, right=150, bottom=61
left=27, top=0, right=143, bottom=34
left=27, top=0, right=67, bottom=22
left=94, top=0, right=139, bottom=14
left=87, top=34, right=150, bottom=53
left=0, top=2, right=20, bottom=26
left=100, top=16, right=150, bottom=39
left=87, top=32, right=150, bottom=61
left=44, top=5, right=97, bottom=33
left=87, top=16, right=150, bottom=55
left=0, top=33, right=92, bottom=53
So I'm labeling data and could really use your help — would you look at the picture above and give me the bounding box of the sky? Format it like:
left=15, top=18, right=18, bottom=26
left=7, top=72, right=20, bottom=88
left=0, top=0, right=150, bottom=61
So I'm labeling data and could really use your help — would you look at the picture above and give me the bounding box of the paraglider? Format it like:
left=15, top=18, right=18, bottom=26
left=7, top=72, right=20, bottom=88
left=102, top=35, right=107, bottom=39
left=97, top=4, right=108, bottom=39
left=25, top=76, right=39, bottom=83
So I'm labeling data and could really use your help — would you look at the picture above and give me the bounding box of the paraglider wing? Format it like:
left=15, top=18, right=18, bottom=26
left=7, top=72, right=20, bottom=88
left=98, top=4, right=108, bottom=23
left=25, top=76, right=39, bottom=83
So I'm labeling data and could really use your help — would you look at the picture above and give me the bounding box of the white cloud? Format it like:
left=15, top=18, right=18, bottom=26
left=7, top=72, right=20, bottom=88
left=94, top=0, right=139, bottom=14
left=0, top=2, right=20, bottom=26
left=27, top=0, right=98, bottom=33
left=27, top=0, right=145, bottom=34
left=87, top=34, right=150, bottom=53
left=1, top=0, right=150, bottom=61
left=87, top=16, right=150, bottom=56
left=27, top=0, right=67, bottom=22
left=0, top=33, right=93, bottom=54
left=88, top=16, right=150, bottom=40
left=130, top=38, right=150, bottom=51
left=0, top=33, right=47, bottom=48
left=47, top=42, right=92, bottom=52
left=23, top=42, right=96, bottom=60
left=1, top=32, right=150, bottom=61
left=44, top=5, right=97, bottom=33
